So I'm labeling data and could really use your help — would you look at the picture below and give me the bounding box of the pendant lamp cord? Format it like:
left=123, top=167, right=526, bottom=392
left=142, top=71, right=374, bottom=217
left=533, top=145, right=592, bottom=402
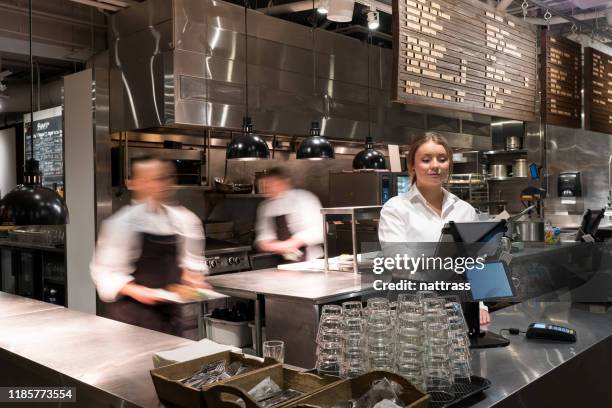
left=29, top=0, right=34, bottom=158
left=243, top=0, right=250, bottom=119
left=367, top=31, right=372, bottom=141
left=312, top=0, right=316, bottom=96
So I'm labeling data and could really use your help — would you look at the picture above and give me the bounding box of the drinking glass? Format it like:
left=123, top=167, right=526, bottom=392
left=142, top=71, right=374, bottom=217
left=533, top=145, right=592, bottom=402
left=321, top=304, right=343, bottom=317
left=342, top=301, right=363, bottom=318
left=263, top=340, right=285, bottom=363
left=425, top=368, right=454, bottom=403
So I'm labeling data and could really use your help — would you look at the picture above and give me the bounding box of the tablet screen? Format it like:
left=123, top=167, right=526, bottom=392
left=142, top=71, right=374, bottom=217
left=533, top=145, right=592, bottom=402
left=465, top=262, right=514, bottom=301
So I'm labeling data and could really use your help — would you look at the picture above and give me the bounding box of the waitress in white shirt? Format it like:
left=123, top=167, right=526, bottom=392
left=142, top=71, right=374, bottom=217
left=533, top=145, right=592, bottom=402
left=378, top=132, right=491, bottom=325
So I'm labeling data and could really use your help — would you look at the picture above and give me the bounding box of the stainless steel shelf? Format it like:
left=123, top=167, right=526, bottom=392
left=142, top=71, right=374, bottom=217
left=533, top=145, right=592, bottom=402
left=484, top=149, right=528, bottom=155
left=487, top=176, right=529, bottom=181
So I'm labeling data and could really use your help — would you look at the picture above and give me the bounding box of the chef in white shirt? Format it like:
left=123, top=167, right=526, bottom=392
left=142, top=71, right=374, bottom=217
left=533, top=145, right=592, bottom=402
left=255, top=167, right=324, bottom=262
left=90, top=155, right=209, bottom=335
left=378, top=132, right=491, bottom=325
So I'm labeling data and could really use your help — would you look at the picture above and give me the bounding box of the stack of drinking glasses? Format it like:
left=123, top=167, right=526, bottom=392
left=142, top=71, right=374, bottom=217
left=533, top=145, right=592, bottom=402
left=315, top=305, right=343, bottom=376
left=445, top=300, right=472, bottom=386
left=365, top=297, right=394, bottom=372
left=394, top=294, right=425, bottom=388
left=422, top=296, right=456, bottom=404
left=314, top=292, right=471, bottom=404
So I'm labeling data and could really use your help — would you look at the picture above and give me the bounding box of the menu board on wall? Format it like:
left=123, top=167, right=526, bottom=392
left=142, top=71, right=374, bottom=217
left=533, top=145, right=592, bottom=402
left=24, top=106, right=63, bottom=187
left=540, top=31, right=581, bottom=128
left=392, top=0, right=537, bottom=122
left=584, top=47, right=612, bottom=134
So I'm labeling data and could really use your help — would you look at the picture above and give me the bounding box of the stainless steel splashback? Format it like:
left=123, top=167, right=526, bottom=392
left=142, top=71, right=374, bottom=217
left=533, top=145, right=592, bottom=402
left=544, top=125, right=612, bottom=228
left=109, top=0, right=492, bottom=149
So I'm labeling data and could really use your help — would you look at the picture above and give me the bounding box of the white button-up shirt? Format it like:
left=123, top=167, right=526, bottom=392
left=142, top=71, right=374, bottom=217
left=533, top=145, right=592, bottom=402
left=90, top=202, right=207, bottom=302
left=378, top=185, right=478, bottom=243
left=255, top=189, right=324, bottom=260
left=378, top=185, right=487, bottom=310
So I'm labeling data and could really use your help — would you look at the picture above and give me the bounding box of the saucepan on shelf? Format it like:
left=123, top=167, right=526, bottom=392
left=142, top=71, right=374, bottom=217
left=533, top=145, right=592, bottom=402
left=214, top=177, right=253, bottom=194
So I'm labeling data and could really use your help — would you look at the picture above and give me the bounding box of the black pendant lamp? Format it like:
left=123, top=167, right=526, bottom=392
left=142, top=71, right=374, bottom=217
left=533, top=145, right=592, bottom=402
left=352, top=137, right=387, bottom=169
left=226, top=117, right=270, bottom=160
left=297, top=5, right=334, bottom=160
left=226, top=0, right=269, bottom=161
left=0, top=0, right=68, bottom=226
left=297, top=123, right=334, bottom=160
left=352, top=32, right=387, bottom=170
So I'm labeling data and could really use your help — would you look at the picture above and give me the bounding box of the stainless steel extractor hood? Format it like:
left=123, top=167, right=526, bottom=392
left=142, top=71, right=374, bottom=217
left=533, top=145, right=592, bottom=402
left=109, top=0, right=493, bottom=149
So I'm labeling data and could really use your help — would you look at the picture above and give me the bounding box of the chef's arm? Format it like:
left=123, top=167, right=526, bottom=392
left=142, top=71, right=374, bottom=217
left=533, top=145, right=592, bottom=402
left=119, top=282, right=165, bottom=305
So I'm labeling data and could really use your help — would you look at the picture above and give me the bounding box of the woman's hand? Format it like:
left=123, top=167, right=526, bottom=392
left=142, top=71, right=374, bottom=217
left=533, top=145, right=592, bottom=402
left=480, top=309, right=491, bottom=326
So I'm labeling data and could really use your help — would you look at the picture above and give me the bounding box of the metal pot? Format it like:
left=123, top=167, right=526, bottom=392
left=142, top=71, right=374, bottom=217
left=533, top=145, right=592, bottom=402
left=513, top=159, right=528, bottom=178
left=506, top=136, right=521, bottom=150
left=490, top=164, right=508, bottom=178
left=514, top=221, right=544, bottom=242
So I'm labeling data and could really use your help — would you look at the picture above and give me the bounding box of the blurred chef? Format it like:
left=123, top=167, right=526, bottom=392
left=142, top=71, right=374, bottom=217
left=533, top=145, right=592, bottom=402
left=255, top=167, right=324, bottom=262
left=90, top=155, right=208, bottom=335
left=378, top=132, right=491, bottom=325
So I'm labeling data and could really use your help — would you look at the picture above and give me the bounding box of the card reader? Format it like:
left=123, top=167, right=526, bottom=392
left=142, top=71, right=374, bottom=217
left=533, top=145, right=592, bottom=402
left=526, top=323, right=576, bottom=342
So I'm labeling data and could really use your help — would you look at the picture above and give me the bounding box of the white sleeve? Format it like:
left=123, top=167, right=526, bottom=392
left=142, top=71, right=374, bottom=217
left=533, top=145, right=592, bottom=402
left=378, top=201, right=407, bottom=243
left=90, top=217, right=138, bottom=302
left=291, top=192, right=324, bottom=246
left=254, top=201, right=277, bottom=243
left=173, top=207, right=207, bottom=274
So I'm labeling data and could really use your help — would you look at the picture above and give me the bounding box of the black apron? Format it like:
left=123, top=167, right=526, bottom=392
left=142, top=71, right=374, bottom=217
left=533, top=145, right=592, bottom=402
left=273, top=214, right=306, bottom=263
left=105, top=232, right=183, bottom=335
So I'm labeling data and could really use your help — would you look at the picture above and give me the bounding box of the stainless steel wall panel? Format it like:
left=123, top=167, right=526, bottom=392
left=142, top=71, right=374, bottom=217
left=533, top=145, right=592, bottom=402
left=544, top=125, right=612, bottom=228
left=111, top=0, right=173, bottom=38
left=110, top=0, right=494, bottom=148
left=174, top=0, right=208, bottom=54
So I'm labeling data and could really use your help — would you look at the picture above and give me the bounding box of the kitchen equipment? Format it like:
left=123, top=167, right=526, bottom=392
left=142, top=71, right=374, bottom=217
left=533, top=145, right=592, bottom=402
left=328, top=171, right=409, bottom=206
left=204, top=221, right=235, bottom=241
left=489, top=164, right=508, bottom=179
left=526, top=323, right=576, bottom=342
left=506, top=136, right=521, bottom=150
left=112, top=145, right=204, bottom=186
left=558, top=171, right=582, bottom=198
left=214, top=177, right=253, bottom=194
left=204, top=238, right=251, bottom=274
left=513, top=221, right=544, bottom=242
left=512, top=159, right=528, bottom=178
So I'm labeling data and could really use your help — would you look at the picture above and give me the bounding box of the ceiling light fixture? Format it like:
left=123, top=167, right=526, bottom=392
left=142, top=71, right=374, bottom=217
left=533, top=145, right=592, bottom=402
left=317, top=0, right=330, bottom=14
left=297, top=122, right=335, bottom=159
left=226, top=0, right=270, bottom=161
left=0, top=0, right=68, bottom=226
left=327, top=0, right=355, bottom=23
left=367, top=9, right=379, bottom=30
left=353, top=32, right=386, bottom=170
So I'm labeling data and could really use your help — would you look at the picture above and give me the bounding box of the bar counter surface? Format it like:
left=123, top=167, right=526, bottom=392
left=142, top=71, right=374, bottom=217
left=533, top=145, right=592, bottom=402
left=2, top=289, right=612, bottom=407
left=0, top=291, right=192, bottom=407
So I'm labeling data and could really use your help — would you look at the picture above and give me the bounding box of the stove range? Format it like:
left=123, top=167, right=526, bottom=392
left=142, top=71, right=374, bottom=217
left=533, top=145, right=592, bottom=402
left=204, top=238, right=251, bottom=274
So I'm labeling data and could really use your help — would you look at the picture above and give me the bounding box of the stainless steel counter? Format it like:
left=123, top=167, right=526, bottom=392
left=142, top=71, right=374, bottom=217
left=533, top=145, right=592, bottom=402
left=208, top=268, right=373, bottom=367
left=207, top=268, right=368, bottom=302
left=0, top=292, right=192, bottom=407
left=0, top=291, right=63, bottom=317
left=472, top=300, right=612, bottom=407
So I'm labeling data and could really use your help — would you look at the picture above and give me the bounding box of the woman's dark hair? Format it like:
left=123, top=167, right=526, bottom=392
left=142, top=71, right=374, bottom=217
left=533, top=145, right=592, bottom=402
left=407, top=132, right=453, bottom=185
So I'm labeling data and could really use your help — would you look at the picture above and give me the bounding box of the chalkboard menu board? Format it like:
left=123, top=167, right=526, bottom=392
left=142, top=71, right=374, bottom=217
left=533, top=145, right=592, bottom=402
left=540, top=32, right=581, bottom=128
left=24, top=106, right=63, bottom=187
left=584, top=47, right=612, bottom=134
left=392, top=0, right=537, bottom=122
